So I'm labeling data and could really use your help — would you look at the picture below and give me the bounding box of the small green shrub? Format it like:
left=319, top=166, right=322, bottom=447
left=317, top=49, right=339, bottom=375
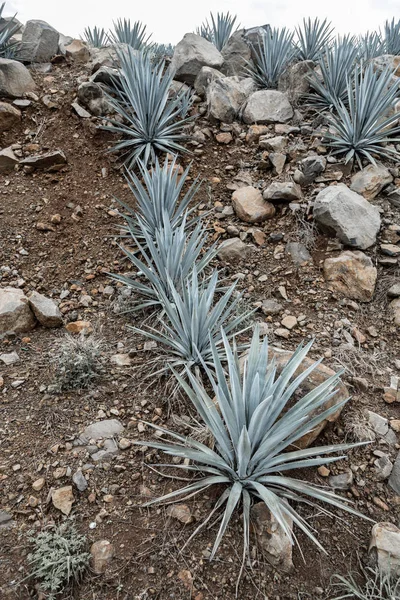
left=331, top=564, right=400, bottom=599
left=26, top=524, right=89, bottom=600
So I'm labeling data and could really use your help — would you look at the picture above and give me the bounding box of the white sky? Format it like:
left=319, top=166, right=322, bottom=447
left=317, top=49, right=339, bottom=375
left=4, top=0, right=400, bottom=44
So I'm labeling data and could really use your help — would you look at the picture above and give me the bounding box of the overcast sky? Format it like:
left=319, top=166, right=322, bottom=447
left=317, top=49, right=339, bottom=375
left=3, top=0, right=399, bottom=44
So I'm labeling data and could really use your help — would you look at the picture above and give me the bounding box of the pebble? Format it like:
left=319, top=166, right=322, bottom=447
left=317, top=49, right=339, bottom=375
left=32, top=478, right=45, bottom=492
left=281, top=315, right=297, bottom=330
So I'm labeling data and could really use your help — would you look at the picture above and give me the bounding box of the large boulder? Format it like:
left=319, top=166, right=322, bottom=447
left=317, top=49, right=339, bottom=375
left=313, top=184, right=381, bottom=249
left=19, top=20, right=59, bottom=63
left=0, top=58, right=36, bottom=98
left=242, top=90, right=293, bottom=124
left=278, top=60, right=315, bottom=101
left=221, top=30, right=252, bottom=76
left=232, top=186, right=275, bottom=223
left=0, top=288, right=36, bottom=334
left=0, top=101, right=21, bottom=132
left=350, top=164, right=393, bottom=200
left=207, top=76, right=256, bottom=123
left=170, top=33, right=224, bottom=85
left=323, top=251, right=377, bottom=302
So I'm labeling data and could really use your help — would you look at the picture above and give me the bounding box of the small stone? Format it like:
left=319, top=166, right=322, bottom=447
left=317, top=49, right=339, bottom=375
left=217, top=238, right=249, bottom=263
left=215, top=132, right=232, bottom=144
left=65, top=320, right=92, bottom=334
left=90, top=540, right=115, bottom=575
left=51, top=486, right=74, bottom=515
left=0, top=510, right=13, bottom=529
left=232, top=186, right=275, bottom=223
left=118, top=438, right=131, bottom=450
left=275, top=328, right=290, bottom=339
left=72, top=469, right=88, bottom=492
left=281, top=315, right=297, bottom=330
left=329, top=471, right=353, bottom=490
left=381, top=244, right=400, bottom=257
left=374, top=455, right=393, bottom=481
left=28, top=291, right=63, bottom=328
left=53, top=467, right=67, bottom=479
left=251, top=501, right=293, bottom=572
left=0, top=351, right=19, bottom=365
left=166, top=504, right=193, bottom=524
left=318, top=466, right=330, bottom=477
left=32, top=478, right=45, bottom=492
left=261, top=299, right=283, bottom=315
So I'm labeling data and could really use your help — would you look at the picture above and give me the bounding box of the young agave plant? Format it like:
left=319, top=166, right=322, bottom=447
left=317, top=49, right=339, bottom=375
left=112, top=213, right=216, bottom=311
left=0, top=2, right=21, bottom=58
left=325, top=63, right=400, bottom=167
left=308, top=36, right=359, bottom=109
left=102, top=47, right=193, bottom=166
left=83, top=26, right=109, bottom=48
left=138, top=327, right=370, bottom=560
left=356, top=31, right=384, bottom=61
left=132, top=269, right=253, bottom=373
left=383, top=18, right=400, bottom=55
left=118, top=156, right=201, bottom=244
left=196, top=12, right=238, bottom=51
left=295, top=17, right=334, bottom=61
left=248, top=27, right=296, bottom=89
left=109, top=18, right=151, bottom=50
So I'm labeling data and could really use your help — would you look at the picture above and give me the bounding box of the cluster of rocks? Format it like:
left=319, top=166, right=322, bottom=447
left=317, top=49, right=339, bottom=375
left=0, top=287, right=62, bottom=334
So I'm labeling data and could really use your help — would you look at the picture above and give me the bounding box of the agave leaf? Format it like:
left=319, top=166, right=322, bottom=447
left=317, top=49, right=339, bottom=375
left=196, top=12, right=238, bottom=51
left=247, top=27, right=296, bottom=89
left=210, top=481, right=242, bottom=559
left=295, top=17, right=334, bottom=61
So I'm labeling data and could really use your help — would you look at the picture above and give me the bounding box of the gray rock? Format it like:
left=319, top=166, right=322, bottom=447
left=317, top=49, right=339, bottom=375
left=242, top=90, right=293, bottom=124
left=371, top=54, right=400, bottom=77
left=71, top=102, right=91, bottom=118
left=77, top=81, right=112, bottom=116
left=0, top=101, right=21, bottom=132
left=261, top=298, right=283, bottom=315
left=194, top=66, right=224, bottom=97
left=296, top=155, right=326, bottom=185
left=72, top=469, right=88, bottom=492
left=0, top=351, right=19, bottom=365
left=350, top=164, right=393, bottom=200
left=20, top=20, right=59, bottom=63
left=170, top=33, right=224, bottom=85
left=259, top=135, right=287, bottom=152
left=0, top=58, right=36, bottom=98
left=369, top=522, right=400, bottom=577
left=207, top=76, right=256, bottom=123
left=387, top=188, right=400, bottom=208
left=0, top=287, right=36, bottom=334
left=0, top=510, right=14, bottom=529
left=28, top=291, right=62, bottom=328
left=263, top=181, right=302, bottom=203
left=390, top=298, right=400, bottom=326
left=323, top=251, right=377, bottom=303
left=58, top=33, right=73, bottom=55
left=314, top=184, right=381, bottom=250
left=329, top=471, right=353, bottom=490
left=90, top=66, right=119, bottom=86
left=389, top=452, right=400, bottom=494
left=232, top=186, right=275, bottom=223
left=388, top=282, right=400, bottom=298
left=78, top=419, right=124, bottom=444
left=367, top=410, right=397, bottom=445
left=285, top=242, right=312, bottom=266
left=91, top=438, right=119, bottom=462
left=221, top=29, right=252, bottom=76
left=251, top=501, right=293, bottom=572
left=278, top=60, right=315, bottom=101
left=374, top=454, right=393, bottom=481
left=0, top=146, right=19, bottom=172
left=21, top=150, right=67, bottom=170
left=217, top=238, right=249, bottom=263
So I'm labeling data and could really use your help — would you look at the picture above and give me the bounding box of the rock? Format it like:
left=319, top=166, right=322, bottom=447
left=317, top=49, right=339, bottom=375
left=78, top=419, right=124, bottom=444
left=269, top=153, right=286, bottom=175
left=28, top=291, right=62, bottom=327
left=389, top=298, right=400, bottom=326
left=387, top=188, right=400, bottom=208
left=329, top=471, right=353, bottom=490
left=286, top=242, right=312, bottom=266
left=388, top=283, right=400, bottom=298
left=296, top=155, right=326, bottom=185
left=278, top=60, right=315, bottom=101
left=65, top=320, right=92, bottom=334
left=91, top=439, right=119, bottom=462
left=170, top=33, right=224, bottom=86
left=77, top=81, right=111, bottom=117
left=51, top=486, right=74, bottom=516
left=0, top=146, right=19, bottom=172
left=0, top=510, right=14, bottom=529
left=58, top=33, right=74, bottom=55
left=0, top=287, right=36, bottom=334
left=207, top=76, right=256, bottom=123
left=369, top=522, right=400, bottom=576
left=381, top=243, right=400, bottom=257
left=0, top=58, right=36, bottom=98
left=217, top=238, right=249, bottom=263
left=367, top=411, right=398, bottom=445
left=90, top=540, right=115, bottom=574
left=0, top=351, right=19, bottom=365
left=259, top=135, right=287, bottom=152
left=314, top=184, right=381, bottom=250
left=261, top=298, right=283, bottom=315
left=269, top=348, right=350, bottom=448
left=65, top=39, right=90, bottom=63
left=19, top=20, right=59, bottom=63
left=90, top=65, right=119, bottom=86
left=242, top=90, right=293, bottom=124
left=350, top=164, right=393, bottom=200
left=323, top=251, right=377, bottom=302
left=221, top=30, right=252, bottom=76
left=90, top=45, right=130, bottom=72
left=251, top=502, right=293, bottom=572
left=72, top=469, right=88, bottom=492
left=21, top=150, right=67, bottom=170
left=232, top=186, right=275, bottom=223
left=71, top=102, right=91, bottom=118
left=32, top=478, right=45, bottom=492
left=166, top=504, right=193, bottom=524
left=371, top=54, right=400, bottom=77
left=389, top=452, right=400, bottom=494
left=110, top=353, right=132, bottom=366
left=0, top=101, right=21, bottom=132
left=274, top=328, right=290, bottom=339
left=246, top=124, right=269, bottom=144
left=263, top=182, right=302, bottom=203
left=193, top=66, right=224, bottom=97
left=281, top=315, right=297, bottom=330
left=374, top=454, right=393, bottom=481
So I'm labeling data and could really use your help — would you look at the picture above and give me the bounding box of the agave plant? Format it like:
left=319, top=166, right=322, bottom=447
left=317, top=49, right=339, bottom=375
left=356, top=31, right=384, bottom=61
left=247, top=27, right=296, bottom=89
left=102, top=47, right=193, bottom=166
left=295, top=17, right=334, bottom=61
left=308, top=36, right=359, bottom=109
left=149, top=42, right=175, bottom=63
left=196, top=12, right=238, bottom=51
left=0, top=2, right=21, bottom=58
left=118, top=157, right=201, bottom=244
left=110, top=18, right=151, bottom=50
left=383, top=18, right=400, bottom=55
left=83, top=26, right=109, bottom=48
left=112, top=213, right=216, bottom=311
left=132, top=269, right=253, bottom=373
left=138, top=326, right=369, bottom=560
left=325, top=63, right=400, bottom=167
